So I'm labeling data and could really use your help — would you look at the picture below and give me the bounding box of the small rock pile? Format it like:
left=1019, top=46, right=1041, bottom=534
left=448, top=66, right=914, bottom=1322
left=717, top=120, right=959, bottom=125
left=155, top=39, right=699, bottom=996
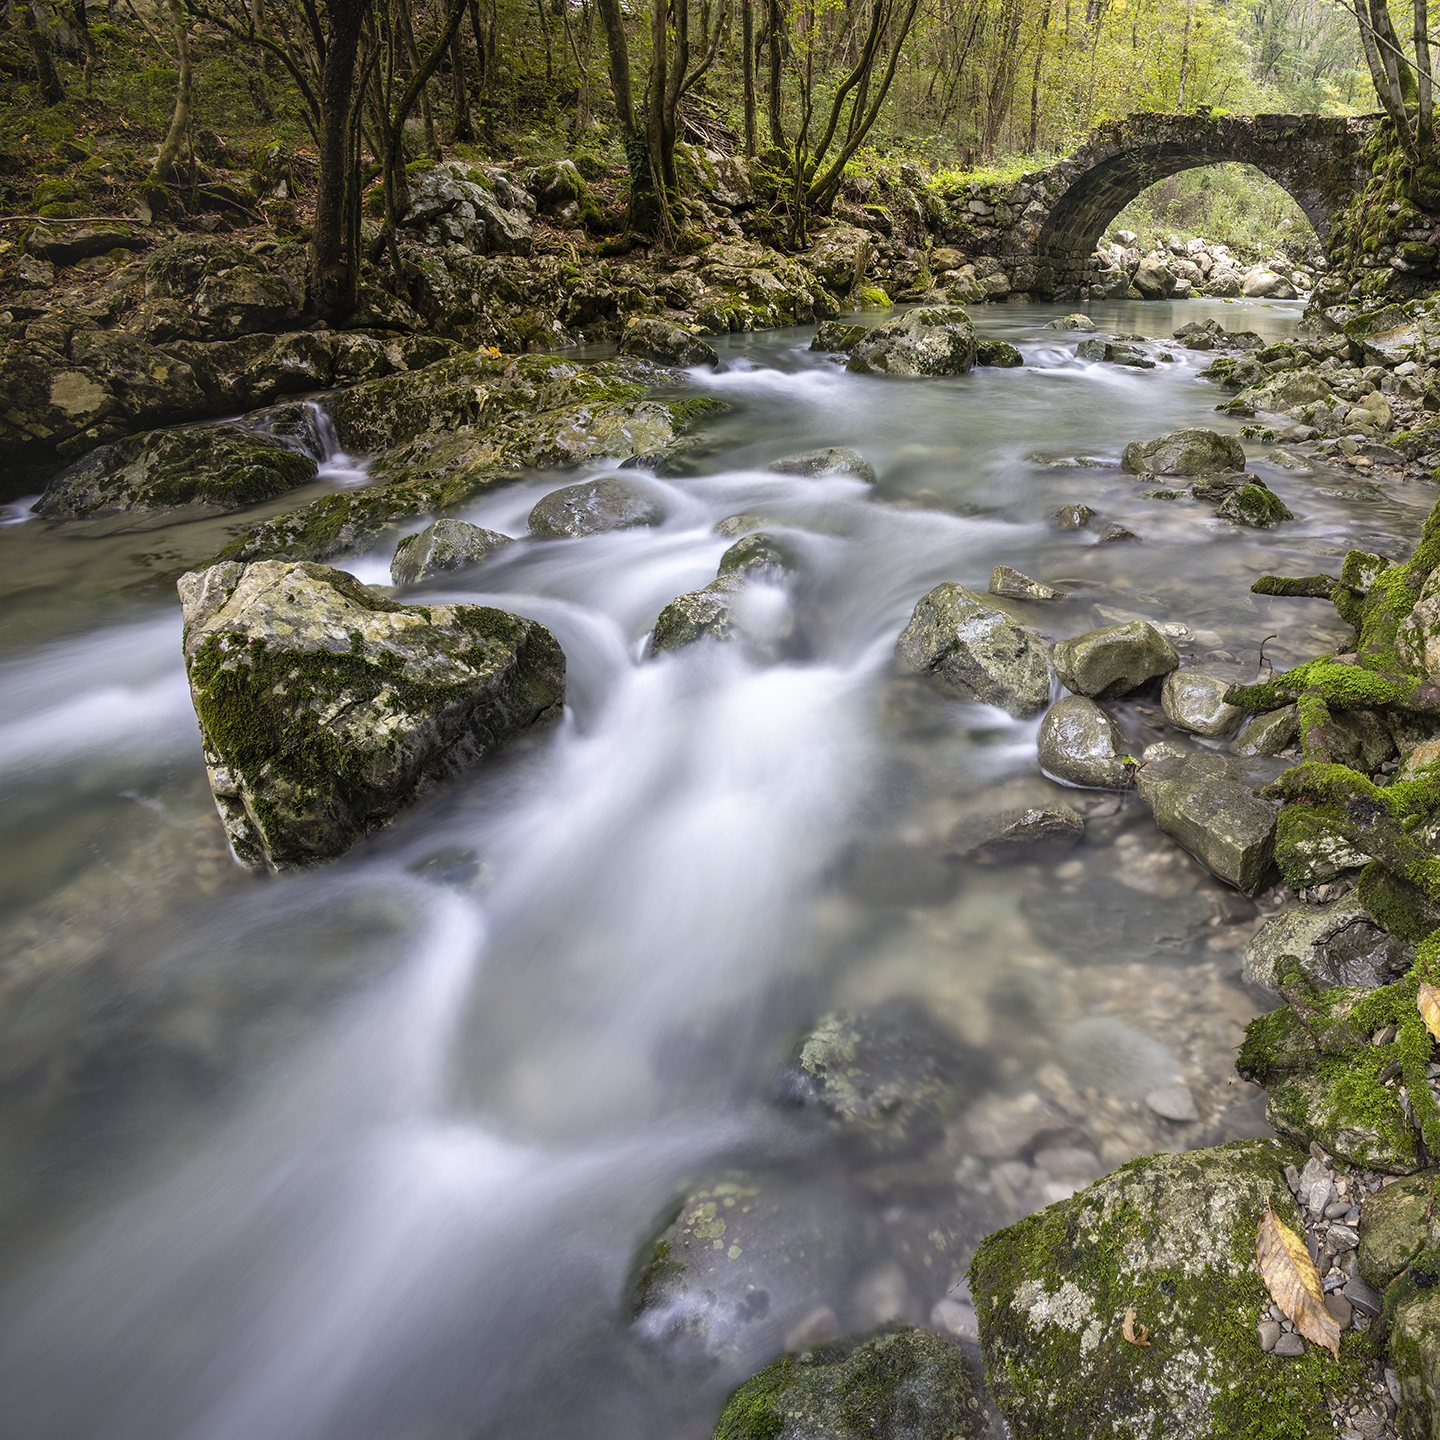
left=1090, top=230, right=1320, bottom=302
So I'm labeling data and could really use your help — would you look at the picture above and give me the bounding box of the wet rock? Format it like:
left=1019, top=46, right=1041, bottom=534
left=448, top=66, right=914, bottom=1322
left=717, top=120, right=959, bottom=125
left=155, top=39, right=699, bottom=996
left=846, top=305, right=977, bottom=377
left=178, top=560, right=564, bottom=870
left=1022, top=875, right=1214, bottom=963
left=778, top=1002, right=976, bottom=1152
left=1397, top=567, right=1440, bottom=675
left=767, top=446, right=878, bottom=484
left=1097, top=521, right=1140, bottom=544
left=1244, top=900, right=1413, bottom=994
left=650, top=574, right=746, bottom=653
left=528, top=476, right=666, bottom=539
left=390, top=518, right=515, bottom=585
left=808, top=320, right=869, bottom=353
left=1121, top=427, right=1246, bottom=476
left=989, top=565, right=1062, bottom=600
left=1389, top=1287, right=1440, bottom=1425
left=953, top=804, right=1084, bottom=859
left=1045, top=314, right=1097, bottom=330
left=1037, top=696, right=1130, bottom=789
left=713, top=1325, right=978, bottom=1440
left=1135, top=752, right=1284, bottom=895
left=975, top=340, right=1024, bottom=367
left=894, top=582, right=1051, bottom=717
left=970, top=1139, right=1319, bottom=1440
left=714, top=511, right=779, bottom=538
left=617, top=316, right=718, bottom=368
left=1050, top=620, right=1179, bottom=699
left=1076, top=337, right=1154, bottom=368
left=1230, top=705, right=1299, bottom=757
left=1146, top=1082, right=1200, bottom=1121
left=1216, top=483, right=1294, bottom=528
left=1054, top=503, right=1095, bottom=530
left=1357, top=1171, right=1440, bottom=1285
left=1057, top=1014, right=1184, bottom=1100
left=34, top=423, right=317, bottom=520
left=1161, top=670, right=1246, bottom=737
left=717, top=531, right=798, bottom=577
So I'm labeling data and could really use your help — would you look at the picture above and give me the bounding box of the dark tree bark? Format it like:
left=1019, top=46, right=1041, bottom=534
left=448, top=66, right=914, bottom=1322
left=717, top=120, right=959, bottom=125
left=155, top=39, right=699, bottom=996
left=741, top=0, right=756, bottom=155
left=19, top=1, right=66, bottom=104
left=766, top=0, right=784, bottom=146
left=312, top=0, right=371, bottom=321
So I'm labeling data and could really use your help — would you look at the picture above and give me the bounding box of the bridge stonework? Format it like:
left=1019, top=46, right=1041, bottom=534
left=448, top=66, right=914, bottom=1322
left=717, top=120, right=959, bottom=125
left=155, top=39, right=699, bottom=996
left=978, top=113, right=1376, bottom=300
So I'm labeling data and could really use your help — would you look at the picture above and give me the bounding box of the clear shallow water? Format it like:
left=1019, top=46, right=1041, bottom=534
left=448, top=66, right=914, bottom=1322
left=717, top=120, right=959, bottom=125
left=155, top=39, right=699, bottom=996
left=0, top=297, right=1433, bottom=1440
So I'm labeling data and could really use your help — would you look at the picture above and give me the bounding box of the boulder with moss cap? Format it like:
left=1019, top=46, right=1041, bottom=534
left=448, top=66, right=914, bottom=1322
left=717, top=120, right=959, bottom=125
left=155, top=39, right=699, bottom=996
left=846, top=305, right=977, bottom=377
left=1050, top=620, right=1178, bottom=699
left=178, top=559, right=564, bottom=871
left=1120, top=426, right=1245, bottom=476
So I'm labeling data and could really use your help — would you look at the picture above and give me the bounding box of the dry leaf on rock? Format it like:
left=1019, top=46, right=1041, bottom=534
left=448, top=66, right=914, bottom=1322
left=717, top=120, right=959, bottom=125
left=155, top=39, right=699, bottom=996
left=1418, top=982, right=1440, bottom=1043
left=1121, top=1305, right=1150, bottom=1347
left=1256, top=1202, right=1340, bottom=1360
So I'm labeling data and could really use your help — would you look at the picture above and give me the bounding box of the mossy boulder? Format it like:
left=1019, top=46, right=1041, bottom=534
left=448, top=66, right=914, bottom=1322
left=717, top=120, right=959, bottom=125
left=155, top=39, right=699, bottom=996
left=894, top=582, right=1050, bottom=717
left=528, top=475, right=666, bottom=539
left=390, top=518, right=515, bottom=585
left=810, top=321, right=869, bottom=354
left=1357, top=1170, right=1440, bottom=1286
left=34, top=424, right=317, bottom=519
left=1244, top=899, right=1413, bottom=994
left=617, top=316, right=719, bottom=368
left=178, top=560, right=564, bottom=870
left=846, top=306, right=977, bottom=378
left=713, top=1325, right=979, bottom=1440
left=975, top=339, right=1024, bottom=368
left=1120, top=427, right=1246, bottom=476
left=718, top=532, right=800, bottom=578
left=650, top=574, right=745, bottom=652
left=969, top=1139, right=1359, bottom=1440
left=1216, top=483, right=1295, bottom=528
left=1050, top=620, right=1178, bottom=700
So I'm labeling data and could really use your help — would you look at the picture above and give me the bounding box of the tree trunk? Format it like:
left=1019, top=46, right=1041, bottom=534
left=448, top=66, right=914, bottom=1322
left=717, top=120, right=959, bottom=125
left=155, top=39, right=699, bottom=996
left=742, top=0, right=757, bottom=154
left=1416, top=0, right=1433, bottom=144
left=767, top=0, right=785, bottom=146
left=1027, top=0, right=1050, bottom=150
left=312, top=0, right=371, bottom=321
left=450, top=24, right=474, bottom=139
left=397, top=0, right=441, bottom=157
left=148, top=0, right=192, bottom=185
left=70, top=0, right=96, bottom=91
left=595, top=0, right=636, bottom=139
left=1176, top=0, right=1193, bottom=110
left=19, top=0, right=65, bottom=105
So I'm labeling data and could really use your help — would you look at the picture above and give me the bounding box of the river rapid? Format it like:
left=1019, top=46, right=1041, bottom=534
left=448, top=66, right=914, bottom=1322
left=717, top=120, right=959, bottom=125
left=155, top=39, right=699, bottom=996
left=0, top=297, right=1433, bottom=1440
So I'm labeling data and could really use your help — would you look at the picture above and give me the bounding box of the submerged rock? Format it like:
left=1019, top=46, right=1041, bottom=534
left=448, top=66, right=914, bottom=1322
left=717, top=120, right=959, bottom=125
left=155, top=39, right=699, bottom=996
left=1216, top=482, right=1294, bottom=528
left=970, top=1140, right=1322, bottom=1440
left=894, top=582, right=1050, bottom=717
left=1121, top=427, right=1246, bottom=476
left=34, top=424, right=317, bottom=519
left=717, top=532, right=798, bottom=577
left=1135, top=751, right=1284, bottom=894
left=390, top=518, right=515, bottom=585
left=178, top=560, right=564, bottom=870
left=1244, top=900, right=1413, bottom=994
left=846, top=305, right=977, bottom=378
left=989, top=565, right=1062, bottom=600
left=713, top=1325, right=978, bottom=1440
left=1050, top=620, right=1178, bottom=699
left=953, top=804, right=1084, bottom=859
left=975, top=339, right=1023, bottom=367
left=1037, top=696, right=1130, bottom=789
left=766, top=446, right=878, bottom=484
left=528, top=476, right=665, bottom=538
left=1054, top=503, right=1095, bottom=530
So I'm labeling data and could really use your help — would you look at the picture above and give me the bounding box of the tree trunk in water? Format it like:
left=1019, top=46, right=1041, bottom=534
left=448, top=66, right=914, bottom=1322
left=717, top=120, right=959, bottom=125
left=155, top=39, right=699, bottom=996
left=19, top=1, right=65, bottom=105
left=742, top=0, right=757, bottom=154
left=148, top=0, right=192, bottom=185
left=312, top=0, right=370, bottom=321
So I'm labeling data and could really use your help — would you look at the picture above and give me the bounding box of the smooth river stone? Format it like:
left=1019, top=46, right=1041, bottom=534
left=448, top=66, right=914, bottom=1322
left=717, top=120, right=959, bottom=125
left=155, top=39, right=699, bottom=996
left=1161, top=670, right=1245, bottom=737
left=1050, top=620, right=1178, bottom=699
left=1037, top=695, right=1130, bottom=788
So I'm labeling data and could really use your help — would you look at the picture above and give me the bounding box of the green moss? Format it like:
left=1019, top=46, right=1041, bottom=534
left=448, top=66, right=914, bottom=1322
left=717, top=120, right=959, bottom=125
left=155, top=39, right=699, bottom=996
left=714, top=1358, right=794, bottom=1440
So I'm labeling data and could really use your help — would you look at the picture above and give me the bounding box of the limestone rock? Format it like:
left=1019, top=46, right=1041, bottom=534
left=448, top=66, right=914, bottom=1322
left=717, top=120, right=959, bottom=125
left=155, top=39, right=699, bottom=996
left=1230, top=705, right=1299, bottom=757
left=390, top=518, right=515, bottom=585
left=809, top=320, right=868, bottom=353
left=1054, top=504, right=1095, bottom=530
left=1397, top=567, right=1440, bottom=675
left=1037, top=696, right=1130, bottom=789
left=1044, top=314, right=1097, bottom=330
left=24, top=221, right=146, bottom=266
left=894, top=582, right=1051, bottom=717
left=1050, top=621, right=1178, bottom=699
left=178, top=560, right=565, bottom=870
left=1216, top=483, right=1294, bottom=528
left=1076, top=337, right=1154, bottom=368
left=953, top=805, right=1084, bottom=859
left=1131, top=255, right=1177, bottom=299
left=717, top=531, right=798, bottom=577
left=1244, top=900, right=1413, bottom=994
left=617, top=316, right=719, bottom=368
left=650, top=574, right=744, bottom=652
left=989, top=565, right=1062, bottom=600
left=528, top=476, right=666, bottom=539
left=1121, top=427, right=1246, bottom=476
left=975, top=339, right=1024, bottom=367
left=1161, top=670, right=1245, bottom=737
left=1135, top=752, right=1284, bottom=894
left=34, top=423, right=317, bottom=519
left=1357, top=1171, right=1440, bottom=1286
left=970, top=1139, right=1320, bottom=1440
left=767, top=446, right=878, bottom=484
left=846, top=305, right=977, bottom=377
left=713, top=1326, right=978, bottom=1440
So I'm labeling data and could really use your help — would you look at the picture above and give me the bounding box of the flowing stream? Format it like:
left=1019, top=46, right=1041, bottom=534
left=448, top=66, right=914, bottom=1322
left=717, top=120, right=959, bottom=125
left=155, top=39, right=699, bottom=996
left=0, top=298, right=1433, bottom=1440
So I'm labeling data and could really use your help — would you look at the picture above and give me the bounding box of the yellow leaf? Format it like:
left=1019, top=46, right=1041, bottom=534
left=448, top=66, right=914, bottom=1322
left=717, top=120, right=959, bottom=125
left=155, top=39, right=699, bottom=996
left=1418, top=982, right=1440, bottom=1043
left=1256, top=1203, right=1340, bottom=1361
left=1121, top=1305, right=1150, bottom=1347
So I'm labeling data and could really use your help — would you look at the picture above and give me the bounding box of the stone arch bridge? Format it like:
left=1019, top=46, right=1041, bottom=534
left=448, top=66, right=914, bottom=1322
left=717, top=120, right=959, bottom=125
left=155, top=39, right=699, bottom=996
left=976, top=112, right=1376, bottom=298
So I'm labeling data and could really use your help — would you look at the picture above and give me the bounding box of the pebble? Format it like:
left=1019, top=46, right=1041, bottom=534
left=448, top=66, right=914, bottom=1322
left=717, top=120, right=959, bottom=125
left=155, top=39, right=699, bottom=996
left=1325, top=1292, right=1354, bottom=1330
left=1257, top=1319, right=1280, bottom=1351
left=1144, top=1083, right=1199, bottom=1122
left=1386, top=1369, right=1402, bottom=1405
left=1273, top=1331, right=1306, bottom=1357
left=1330, top=1223, right=1360, bottom=1250
left=1325, top=1199, right=1352, bottom=1219
left=1344, top=1275, right=1384, bottom=1319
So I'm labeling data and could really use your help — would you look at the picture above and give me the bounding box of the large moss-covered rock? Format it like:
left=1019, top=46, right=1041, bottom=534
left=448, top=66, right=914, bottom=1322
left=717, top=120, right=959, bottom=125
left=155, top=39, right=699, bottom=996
left=846, top=306, right=977, bottom=378
left=34, top=424, right=317, bottom=519
left=528, top=475, right=666, bottom=538
left=1357, top=1170, right=1440, bottom=1286
left=390, top=518, right=515, bottom=585
left=1244, top=899, right=1413, bottom=994
left=1120, top=427, right=1246, bottom=476
left=1216, top=483, right=1294, bottom=528
left=1135, top=752, right=1284, bottom=894
left=1036, top=696, right=1130, bottom=789
left=969, top=1139, right=1341, bottom=1440
left=178, top=560, right=564, bottom=870
left=1389, top=1286, right=1440, bottom=1437
left=651, top=574, right=745, bottom=652
left=713, top=1325, right=978, bottom=1440
left=894, top=582, right=1050, bottom=717
left=617, top=316, right=719, bottom=368
left=1050, top=621, right=1178, bottom=700
left=1397, top=567, right=1440, bottom=675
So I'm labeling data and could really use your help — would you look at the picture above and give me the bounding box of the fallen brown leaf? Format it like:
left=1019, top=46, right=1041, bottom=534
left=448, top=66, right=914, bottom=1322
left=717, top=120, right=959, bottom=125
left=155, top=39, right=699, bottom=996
left=1418, top=982, right=1440, bottom=1043
left=1256, top=1202, right=1340, bottom=1360
left=1121, top=1305, right=1150, bottom=1347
